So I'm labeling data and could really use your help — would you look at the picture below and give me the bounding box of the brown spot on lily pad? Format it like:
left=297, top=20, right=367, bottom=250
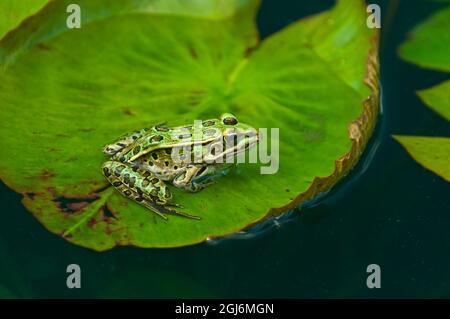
left=25, top=192, right=37, bottom=200
left=188, top=46, right=198, bottom=59
left=40, top=169, right=56, bottom=180
left=87, top=217, right=97, bottom=228
left=37, top=43, right=51, bottom=50
left=102, top=205, right=116, bottom=220
left=66, top=201, right=90, bottom=212
left=123, top=107, right=135, bottom=116
left=53, top=194, right=99, bottom=214
left=61, top=230, right=73, bottom=239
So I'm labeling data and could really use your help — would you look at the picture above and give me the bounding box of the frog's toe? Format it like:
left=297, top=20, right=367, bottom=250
left=165, top=205, right=201, bottom=220
left=143, top=200, right=199, bottom=220
left=167, top=203, right=184, bottom=208
left=140, top=200, right=169, bottom=220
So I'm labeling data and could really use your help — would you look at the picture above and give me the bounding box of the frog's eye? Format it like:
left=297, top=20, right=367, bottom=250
left=222, top=115, right=238, bottom=125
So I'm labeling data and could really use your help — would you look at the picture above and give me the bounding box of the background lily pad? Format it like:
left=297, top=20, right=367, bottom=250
left=0, top=0, right=379, bottom=250
left=417, top=81, right=450, bottom=121
left=397, top=4, right=450, bottom=182
left=399, top=5, right=450, bottom=72
left=393, top=136, right=450, bottom=181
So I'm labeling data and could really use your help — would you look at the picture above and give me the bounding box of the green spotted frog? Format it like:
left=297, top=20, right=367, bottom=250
left=102, top=113, right=259, bottom=220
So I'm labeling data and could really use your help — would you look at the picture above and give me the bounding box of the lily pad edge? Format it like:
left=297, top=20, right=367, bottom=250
left=210, top=35, right=381, bottom=241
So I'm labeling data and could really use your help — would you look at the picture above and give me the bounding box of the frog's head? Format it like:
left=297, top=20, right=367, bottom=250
left=219, top=113, right=259, bottom=157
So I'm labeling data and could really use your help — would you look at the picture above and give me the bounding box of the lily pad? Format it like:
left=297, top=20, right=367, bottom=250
left=393, top=136, right=450, bottom=181
left=399, top=5, right=450, bottom=72
left=417, top=80, right=450, bottom=121
left=0, top=0, right=379, bottom=250
left=397, top=4, right=450, bottom=183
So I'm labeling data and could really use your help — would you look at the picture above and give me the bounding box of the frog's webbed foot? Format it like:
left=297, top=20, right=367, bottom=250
left=162, top=203, right=201, bottom=220
left=141, top=201, right=200, bottom=220
left=102, top=161, right=199, bottom=220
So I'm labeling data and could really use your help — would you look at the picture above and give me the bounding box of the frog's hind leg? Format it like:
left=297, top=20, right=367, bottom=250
left=102, top=161, right=169, bottom=219
left=102, top=161, right=199, bottom=220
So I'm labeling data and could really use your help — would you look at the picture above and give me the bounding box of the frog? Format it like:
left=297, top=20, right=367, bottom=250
left=101, top=113, right=259, bottom=220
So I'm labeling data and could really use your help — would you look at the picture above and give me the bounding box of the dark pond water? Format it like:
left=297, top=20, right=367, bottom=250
left=1, top=0, right=449, bottom=298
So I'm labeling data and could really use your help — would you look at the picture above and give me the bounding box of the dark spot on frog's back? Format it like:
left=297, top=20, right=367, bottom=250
left=149, top=135, right=164, bottom=143
left=143, top=171, right=151, bottom=178
left=103, top=167, right=111, bottom=177
left=155, top=125, right=169, bottom=132
left=202, top=120, right=215, bottom=127
left=129, top=176, right=136, bottom=188
left=178, top=133, right=192, bottom=139
left=151, top=152, right=158, bottom=160
left=133, top=145, right=141, bottom=155
left=123, top=189, right=132, bottom=197
left=204, top=128, right=217, bottom=136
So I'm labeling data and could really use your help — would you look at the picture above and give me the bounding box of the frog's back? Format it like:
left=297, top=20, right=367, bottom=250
left=120, top=121, right=222, bottom=163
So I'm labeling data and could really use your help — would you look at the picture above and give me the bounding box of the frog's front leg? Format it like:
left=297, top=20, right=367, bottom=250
left=102, top=161, right=199, bottom=220
left=173, top=165, right=219, bottom=192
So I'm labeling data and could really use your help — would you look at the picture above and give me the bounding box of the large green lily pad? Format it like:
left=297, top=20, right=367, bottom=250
left=0, top=0, right=379, bottom=250
left=397, top=4, right=450, bottom=182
